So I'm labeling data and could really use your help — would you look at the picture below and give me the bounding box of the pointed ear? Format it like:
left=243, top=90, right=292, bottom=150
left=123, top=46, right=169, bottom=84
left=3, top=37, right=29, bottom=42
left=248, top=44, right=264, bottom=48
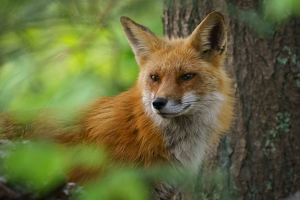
left=120, top=16, right=162, bottom=63
left=189, top=12, right=227, bottom=61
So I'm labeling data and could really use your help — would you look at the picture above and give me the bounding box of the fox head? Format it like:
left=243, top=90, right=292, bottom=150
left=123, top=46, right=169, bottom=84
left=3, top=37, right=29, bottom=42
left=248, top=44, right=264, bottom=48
left=120, top=12, right=229, bottom=119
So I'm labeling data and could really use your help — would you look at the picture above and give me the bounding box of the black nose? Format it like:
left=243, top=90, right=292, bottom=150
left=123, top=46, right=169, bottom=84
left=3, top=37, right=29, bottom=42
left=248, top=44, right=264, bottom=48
left=152, top=98, right=168, bottom=110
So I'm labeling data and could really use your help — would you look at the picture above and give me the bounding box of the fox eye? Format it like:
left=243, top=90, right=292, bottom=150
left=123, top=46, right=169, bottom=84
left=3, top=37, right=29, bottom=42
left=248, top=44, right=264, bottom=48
left=150, top=75, right=159, bottom=82
left=181, top=73, right=195, bottom=81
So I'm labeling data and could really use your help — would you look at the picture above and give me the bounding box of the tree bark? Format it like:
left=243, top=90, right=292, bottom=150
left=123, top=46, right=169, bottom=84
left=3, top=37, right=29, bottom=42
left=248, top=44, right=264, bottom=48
left=163, top=1, right=300, bottom=200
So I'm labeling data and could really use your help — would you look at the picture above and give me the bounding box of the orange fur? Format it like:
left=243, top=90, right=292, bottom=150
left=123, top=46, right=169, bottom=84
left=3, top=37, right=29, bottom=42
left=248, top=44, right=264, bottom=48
left=66, top=88, right=169, bottom=166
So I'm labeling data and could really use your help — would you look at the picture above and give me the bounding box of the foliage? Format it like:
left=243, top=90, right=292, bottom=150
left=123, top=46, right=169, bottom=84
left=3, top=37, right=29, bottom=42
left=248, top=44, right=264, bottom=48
left=0, top=140, right=193, bottom=199
left=1, top=141, right=148, bottom=199
left=264, top=0, right=300, bottom=23
left=0, top=0, right=163, bottom=113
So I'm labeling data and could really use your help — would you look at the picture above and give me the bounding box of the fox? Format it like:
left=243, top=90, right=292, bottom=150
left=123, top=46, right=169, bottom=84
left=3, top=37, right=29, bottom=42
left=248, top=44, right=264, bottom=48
left=0, top=12, right=234, bottom=200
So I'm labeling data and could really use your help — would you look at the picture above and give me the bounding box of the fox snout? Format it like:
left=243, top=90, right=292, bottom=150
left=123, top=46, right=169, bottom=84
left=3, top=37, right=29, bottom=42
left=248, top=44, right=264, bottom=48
left=148, top=93, right=197, bottom=118
left=152, top=98, right=168, bottom=110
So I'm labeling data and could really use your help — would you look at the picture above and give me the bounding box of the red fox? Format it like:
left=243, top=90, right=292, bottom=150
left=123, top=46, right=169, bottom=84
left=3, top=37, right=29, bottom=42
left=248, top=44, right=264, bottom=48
left=1, top=12, right=234, bottom=200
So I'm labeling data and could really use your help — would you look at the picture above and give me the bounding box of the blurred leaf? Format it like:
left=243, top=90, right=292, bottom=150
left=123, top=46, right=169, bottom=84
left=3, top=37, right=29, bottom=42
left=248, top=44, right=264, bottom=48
left=82, top=169, right=149, bottom=200
left=5, top=142, right=66, bottom=194
left=3, top=141, right=108, bottom=195
left=0, top=0, right=163, bottom=113
left=67, top=145, right=107, bottom=167
left=264, top=0, right=300, bottom=23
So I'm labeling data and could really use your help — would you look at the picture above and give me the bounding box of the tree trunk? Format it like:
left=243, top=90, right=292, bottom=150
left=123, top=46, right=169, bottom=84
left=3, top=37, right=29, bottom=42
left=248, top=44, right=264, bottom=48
left=163, top=1, right=300, bottom=200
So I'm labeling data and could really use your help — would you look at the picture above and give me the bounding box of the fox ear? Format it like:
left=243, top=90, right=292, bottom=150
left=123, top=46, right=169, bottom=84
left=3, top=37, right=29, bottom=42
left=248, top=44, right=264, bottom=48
left=120, top=16, right=162, bottom=63
left=189, top=12, right=227, bottom=60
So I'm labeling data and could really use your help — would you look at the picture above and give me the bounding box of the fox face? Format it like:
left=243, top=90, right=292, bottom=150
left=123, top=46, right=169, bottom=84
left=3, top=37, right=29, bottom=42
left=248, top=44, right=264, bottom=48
left=121, top=12, right=229, bottom=120
left=140, top=46, right=223, bottom=119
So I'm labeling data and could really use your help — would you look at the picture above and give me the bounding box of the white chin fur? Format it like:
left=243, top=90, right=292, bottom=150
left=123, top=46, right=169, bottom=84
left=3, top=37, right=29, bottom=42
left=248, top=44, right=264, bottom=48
left=142, top=91, right=225, bottom=172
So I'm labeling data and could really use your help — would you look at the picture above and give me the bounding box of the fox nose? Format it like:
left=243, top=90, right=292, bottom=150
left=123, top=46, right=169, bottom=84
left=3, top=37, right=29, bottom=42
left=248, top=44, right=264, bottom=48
left=152, top=98, right=168, bottom=110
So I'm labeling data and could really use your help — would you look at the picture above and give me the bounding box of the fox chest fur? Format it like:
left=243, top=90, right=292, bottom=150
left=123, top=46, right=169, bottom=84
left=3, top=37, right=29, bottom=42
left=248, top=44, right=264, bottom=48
left=143, top=90, right=226, bottom=171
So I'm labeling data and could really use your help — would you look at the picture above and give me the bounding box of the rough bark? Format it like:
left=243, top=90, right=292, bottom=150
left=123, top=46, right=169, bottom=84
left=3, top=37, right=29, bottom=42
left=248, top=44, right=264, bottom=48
left=163, top=0, right=300, bottom=200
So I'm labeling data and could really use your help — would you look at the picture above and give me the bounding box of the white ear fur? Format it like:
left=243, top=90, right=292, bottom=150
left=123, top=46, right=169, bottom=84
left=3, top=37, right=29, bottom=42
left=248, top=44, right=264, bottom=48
left=120, top=17, right=162, bottom=61
left=189, top=12, right=227, bottom=56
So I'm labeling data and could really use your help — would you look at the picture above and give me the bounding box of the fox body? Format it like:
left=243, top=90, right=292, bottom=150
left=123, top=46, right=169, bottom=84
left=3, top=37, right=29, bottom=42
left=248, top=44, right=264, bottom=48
left=60, top=12, right=234, bottom=198
left=76, top=12, right=233, bottom=169
left=1, top=12, right=234, bottom=199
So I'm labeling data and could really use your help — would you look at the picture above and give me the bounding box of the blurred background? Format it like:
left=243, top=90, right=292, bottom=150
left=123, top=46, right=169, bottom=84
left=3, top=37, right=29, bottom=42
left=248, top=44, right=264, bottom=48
left=0, top=0, right=163, bottom=113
